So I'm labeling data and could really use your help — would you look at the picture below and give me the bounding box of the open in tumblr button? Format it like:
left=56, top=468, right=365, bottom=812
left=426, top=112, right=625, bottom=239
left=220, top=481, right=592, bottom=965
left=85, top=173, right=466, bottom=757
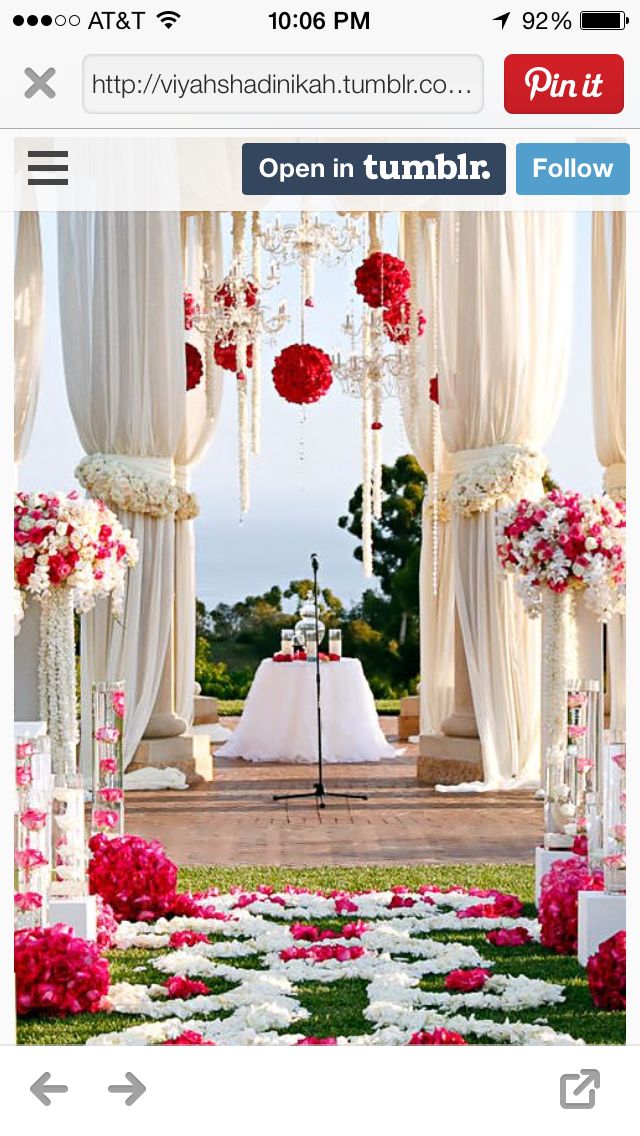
left=516, top=143, right=629, bottom=195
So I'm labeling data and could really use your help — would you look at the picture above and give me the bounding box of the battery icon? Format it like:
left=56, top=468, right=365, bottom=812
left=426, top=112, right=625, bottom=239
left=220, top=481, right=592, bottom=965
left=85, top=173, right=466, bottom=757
left=580, top=10, right=629, bottom=28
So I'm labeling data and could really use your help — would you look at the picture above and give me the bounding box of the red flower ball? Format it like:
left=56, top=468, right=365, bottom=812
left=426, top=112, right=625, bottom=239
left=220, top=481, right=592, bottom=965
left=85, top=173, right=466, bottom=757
left=587, top=931, right=625, bottom=1010
left=383, top=299, right=426, bottom=344
left=539, top=856, right=604, bottom=955
left=272, top=343, right=333, bottom=405
left=183, top=292, right=198, bottom=330
left=371, top=421, right=383, bottom=431
left=186, top=342, right=203, bottom=391
left=214, top=337, right=254, bottom=374
left=408, top=1029, right=468, bottom=1045
left=14, top=924, right=110, bottom=1017
left=215, top=279, right=258, bottom=309
left=429, top=375, right=439, bottom=404
left=88, top=833, right=178, bottom=922
left=354, top=252, right=411, bottom=309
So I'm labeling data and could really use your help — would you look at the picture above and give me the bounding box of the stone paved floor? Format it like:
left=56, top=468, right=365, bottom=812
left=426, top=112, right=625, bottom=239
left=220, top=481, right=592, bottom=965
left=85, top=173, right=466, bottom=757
left=124, top=718, right=544, bottom=866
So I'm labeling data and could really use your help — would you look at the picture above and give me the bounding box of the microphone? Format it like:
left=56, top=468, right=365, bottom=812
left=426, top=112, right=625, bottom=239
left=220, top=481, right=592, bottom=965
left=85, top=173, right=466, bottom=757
left=311, top=553, right=319, bottom=573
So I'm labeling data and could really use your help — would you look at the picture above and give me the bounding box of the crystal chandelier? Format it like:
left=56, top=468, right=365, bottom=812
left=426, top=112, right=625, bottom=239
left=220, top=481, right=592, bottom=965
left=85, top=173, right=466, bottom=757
left=332, top=308, right=413, bottom=400
left=194, top=255, right=288, bottom=368
left=259, top=211, right=362, bottom=302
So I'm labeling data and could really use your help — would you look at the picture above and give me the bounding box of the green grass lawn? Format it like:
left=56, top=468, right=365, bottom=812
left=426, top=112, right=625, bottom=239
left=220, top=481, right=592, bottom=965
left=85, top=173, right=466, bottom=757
left=16, top=865, right=624, bottom=1047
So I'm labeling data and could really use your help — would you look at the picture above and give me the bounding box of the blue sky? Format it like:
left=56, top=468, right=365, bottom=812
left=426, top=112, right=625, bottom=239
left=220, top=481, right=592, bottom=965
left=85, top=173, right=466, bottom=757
left=21, top=211, right=599, bottom=609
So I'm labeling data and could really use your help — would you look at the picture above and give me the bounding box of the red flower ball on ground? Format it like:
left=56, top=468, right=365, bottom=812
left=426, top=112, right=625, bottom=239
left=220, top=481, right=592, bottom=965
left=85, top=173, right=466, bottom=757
left=186, top=342, right=203, bottom=391
left=14, top=924, right=109, bottom=1017
left=272, top=343, right=333, bottom=405
left=587, top=931, right=626, bottom=1010
left=354, top=252, right=411, bottom=309
left=408, top=1029, right=468, bottom=1045
left=539, top=856, right=603, bottom=955
left=88, top=833, right=178, bottom=922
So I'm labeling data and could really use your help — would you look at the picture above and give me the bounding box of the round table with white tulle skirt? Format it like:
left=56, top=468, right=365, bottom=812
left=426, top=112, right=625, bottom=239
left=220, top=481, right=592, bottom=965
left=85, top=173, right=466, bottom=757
left=217, top=657, right=399, bottom=763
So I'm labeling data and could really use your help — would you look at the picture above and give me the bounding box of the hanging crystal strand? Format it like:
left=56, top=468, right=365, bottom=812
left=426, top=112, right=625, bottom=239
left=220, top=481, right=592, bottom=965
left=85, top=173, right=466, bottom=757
left=250, top=211, right=262, bottom=455
left=202, top=212, right=216, bottom=419
left=429, top=216, right=442, bottom=597
left=231, top=212, right=250, bottom=515
left=370, top=212, right=384, bottom=518
left=362, top=311, right=374, bottom=577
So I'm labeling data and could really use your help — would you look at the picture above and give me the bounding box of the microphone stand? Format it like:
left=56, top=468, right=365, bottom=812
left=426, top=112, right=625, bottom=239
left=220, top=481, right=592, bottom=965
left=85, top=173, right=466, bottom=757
left=273, top=554, right=367, bottom=809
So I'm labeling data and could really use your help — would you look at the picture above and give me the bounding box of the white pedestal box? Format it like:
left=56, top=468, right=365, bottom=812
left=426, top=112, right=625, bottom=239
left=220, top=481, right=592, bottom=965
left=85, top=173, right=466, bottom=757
left=49, top=896, right=98, bottom=941
left=534, top=847, right=577, bottom=905
left=577, top=891, right=626, bottom=966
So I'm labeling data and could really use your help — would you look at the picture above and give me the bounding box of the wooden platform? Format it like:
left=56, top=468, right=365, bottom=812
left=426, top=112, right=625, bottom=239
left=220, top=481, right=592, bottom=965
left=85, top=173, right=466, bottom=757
left=123, top=718, right=543, bottom=867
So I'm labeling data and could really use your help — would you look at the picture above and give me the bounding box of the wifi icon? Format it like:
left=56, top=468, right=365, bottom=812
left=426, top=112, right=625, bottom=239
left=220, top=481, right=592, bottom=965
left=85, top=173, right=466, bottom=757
left=156, top=10, right=181, bottom=28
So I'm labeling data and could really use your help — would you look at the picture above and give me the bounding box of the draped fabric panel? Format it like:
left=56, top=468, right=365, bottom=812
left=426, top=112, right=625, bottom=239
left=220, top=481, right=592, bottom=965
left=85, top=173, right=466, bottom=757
left=14, top=212, right=44, bottom=466
left=438, top=212, right=574, bottom=788
left=399, top=213, right=454, bottom=735
left=174, top=212, right=224, bottom=724
left=592, top=213, right=626, bottom=731
left=58, top=212, right=185, bottom=771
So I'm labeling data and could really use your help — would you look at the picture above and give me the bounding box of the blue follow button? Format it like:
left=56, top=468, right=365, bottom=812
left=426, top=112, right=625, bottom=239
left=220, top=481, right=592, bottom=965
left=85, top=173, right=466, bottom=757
left=516, top=143, right=629, bottom=195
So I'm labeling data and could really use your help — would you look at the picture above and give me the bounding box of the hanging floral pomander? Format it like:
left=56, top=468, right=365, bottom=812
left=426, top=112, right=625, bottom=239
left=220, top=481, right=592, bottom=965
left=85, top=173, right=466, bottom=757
left=383, top=299, right=426, bottom=345
left=214, top=278, right=258, bottom=309
left=183, top=292, right=199, bottom=330
left=354, top=251, right=411, bottom=309
left=185, top=343, right=203, bottom=391
left=272, top=343, right=333, bottom=405
left=214, top=337, right=254, bottom=375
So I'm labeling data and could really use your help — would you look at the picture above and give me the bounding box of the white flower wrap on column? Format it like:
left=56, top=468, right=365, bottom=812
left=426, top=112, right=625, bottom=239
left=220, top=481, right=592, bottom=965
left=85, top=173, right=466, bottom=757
left=448, top=445, right=546, bottom=517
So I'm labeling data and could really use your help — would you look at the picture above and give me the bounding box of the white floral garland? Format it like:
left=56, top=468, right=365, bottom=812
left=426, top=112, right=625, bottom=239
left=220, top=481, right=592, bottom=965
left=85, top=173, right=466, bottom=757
left=76, top=454, right=199, bottom=520
left=449, top=447, right=546, bottom=517
left=86, top=889, right=582, bottom=1047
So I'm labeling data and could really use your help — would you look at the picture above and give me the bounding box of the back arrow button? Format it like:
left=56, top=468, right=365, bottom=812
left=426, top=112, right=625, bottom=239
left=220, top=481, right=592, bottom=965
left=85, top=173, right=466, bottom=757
left=30, top=1072, right=69, bottom=1106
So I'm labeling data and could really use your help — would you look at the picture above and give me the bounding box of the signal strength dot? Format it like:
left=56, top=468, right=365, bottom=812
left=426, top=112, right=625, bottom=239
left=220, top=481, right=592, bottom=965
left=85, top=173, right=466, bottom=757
left=156, top=9, right=181, bottom=28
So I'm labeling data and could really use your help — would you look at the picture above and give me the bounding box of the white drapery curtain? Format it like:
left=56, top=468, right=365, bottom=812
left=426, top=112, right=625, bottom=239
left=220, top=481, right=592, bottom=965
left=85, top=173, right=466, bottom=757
left=592, top=212, right=626, bottom=731
left=58, top=212, right=185, bottom=771
left=14, top=212, right=44, bottom=467
left=399, top=213, right=455, bottom=735
left=175, top=212, right=224, bottom=724
left=438, top=212, right=574, bottom=789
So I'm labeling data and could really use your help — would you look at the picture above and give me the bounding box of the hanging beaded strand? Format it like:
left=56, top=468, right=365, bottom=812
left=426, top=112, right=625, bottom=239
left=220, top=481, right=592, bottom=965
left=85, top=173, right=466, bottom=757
left=370, top=212, right=384, bottom=520
left=201, top=212, right=217, bottom=420
left=251, top=211, right=262, bottom=455
left=430, top=215, right=442, bottom=598
left=231, top=211, right=251, bottom=516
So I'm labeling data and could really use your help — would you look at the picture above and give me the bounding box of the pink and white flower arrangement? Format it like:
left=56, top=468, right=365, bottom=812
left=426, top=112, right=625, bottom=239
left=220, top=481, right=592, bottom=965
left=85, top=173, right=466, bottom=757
left=14, top=490, right=138, bottom=620
left=496, top=489, right=625, bottom=620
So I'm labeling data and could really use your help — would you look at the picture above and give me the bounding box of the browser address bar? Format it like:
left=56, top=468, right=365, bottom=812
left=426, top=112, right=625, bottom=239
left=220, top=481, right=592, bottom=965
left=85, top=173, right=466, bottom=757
left=82, top=55, right=483, bottom=114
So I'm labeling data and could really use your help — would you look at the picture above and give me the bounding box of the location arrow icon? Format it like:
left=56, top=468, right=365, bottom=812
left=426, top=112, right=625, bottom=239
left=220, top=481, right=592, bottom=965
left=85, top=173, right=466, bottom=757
left=30, top=1072, right=69, bottom=1106
left=493, top=12, right=510, bottom=28
left=108, top=1072, right=146, bottom=1107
